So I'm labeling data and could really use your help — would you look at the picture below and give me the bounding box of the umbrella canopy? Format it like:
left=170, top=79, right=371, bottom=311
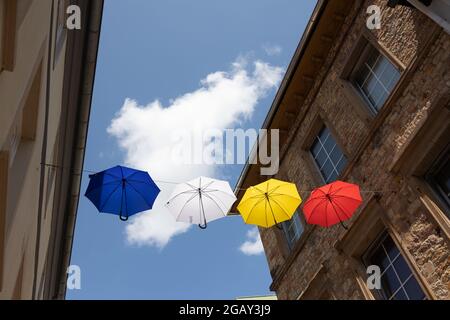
left=85, top=165, right=160, bottom=221
left=303, top=180, right=362, bottom=228
left=165, top=176, right=236, bottom=229
left=237, top=179, right=302, bottom=228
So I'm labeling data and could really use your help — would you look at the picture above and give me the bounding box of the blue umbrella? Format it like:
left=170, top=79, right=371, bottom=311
left=85, top=165, right=160, bottom=221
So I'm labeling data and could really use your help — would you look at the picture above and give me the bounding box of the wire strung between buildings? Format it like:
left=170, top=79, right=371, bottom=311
left=40, top=163, right=397, bottom=193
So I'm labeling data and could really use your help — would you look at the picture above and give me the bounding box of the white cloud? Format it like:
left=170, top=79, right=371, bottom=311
left=239, top=228, right=264, bottom=256
left=107, top=58, right=284, bottom=248
left=262, top=44, right=282, bottom=56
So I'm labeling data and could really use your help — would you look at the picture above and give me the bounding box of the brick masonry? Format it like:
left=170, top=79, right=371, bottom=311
left=259, top=0, right=450, bottom=300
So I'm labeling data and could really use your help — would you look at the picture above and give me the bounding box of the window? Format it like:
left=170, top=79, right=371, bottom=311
left=351, top=42, right=401, bottom=113
left=426, top=145, right=450, bottom=218
left=282, top=212, right=304, bottom=250
left=364, top=233, right=426, bottom=300
left=310, top=126, right=347, bottom=183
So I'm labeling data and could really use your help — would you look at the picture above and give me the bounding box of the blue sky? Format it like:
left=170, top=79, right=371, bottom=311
left=67, top=0, right=316, bottom=300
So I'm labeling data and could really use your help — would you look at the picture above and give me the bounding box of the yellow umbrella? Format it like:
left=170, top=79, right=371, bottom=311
left=237, top=179, right=302, bottom=228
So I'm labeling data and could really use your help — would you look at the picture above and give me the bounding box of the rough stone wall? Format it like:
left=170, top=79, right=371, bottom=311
left=260, top=0, right=450, bottom=300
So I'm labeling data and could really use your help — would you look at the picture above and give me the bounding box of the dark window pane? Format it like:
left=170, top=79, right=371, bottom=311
left=362, top=76, right=378, bottom=99
left=283, top=213, right=304, bottom=250
left=388, top=70, right=401, bottom=91
left=322, top=135, right=335, bottom=152
left=373, top=55, right=389, bottom=77
left=366, top=48, right=380, bottom=67
left=320, top=127, right=330, bottom=139
left=436, top=158, right=450, bottom=199
left=371, top=83, right=387, bottom=110
left=365, top=233, right=426, bottom=300
left=311, top=141, right=321, bottom=158
left=327, top=171, right=339, bottom=184
left=392, top=256, right=412, bottom=283
left=355, top=66, right=369, bottom=85
left=330, top=147, right=343, bottom=165
left=336, top=157, right=348, bottom=173
left=393, top=289, right=408, bottom=300
left=369, top=247, right=390, bottom=271
left=404, top=277, right=426, bottom=300
left=381, top=267, right=401, bottom=299
left=321, top=160, right=334, bottom=181
left=382, top=236, right=400, bottom=261
left=381, top=64, right=397, bottom=88
left=353, top=43, right=400, bottom=113
left=315, top=149, right=327, bottom=165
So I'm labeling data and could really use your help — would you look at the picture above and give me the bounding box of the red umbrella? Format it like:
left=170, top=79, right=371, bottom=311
left=303, top=181, right=363, bottom=228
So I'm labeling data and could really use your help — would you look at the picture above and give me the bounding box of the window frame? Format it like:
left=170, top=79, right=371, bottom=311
left=309, top=125, right=348, bottom=185
left=389, top=97, right=450, bottom=239
left=362, top=231, right=427, bottom=300
left=335, top=197, right=434, bottom=300
left=425, top=144, right=450, bottom=217
left=282, top=211, right=305, bottom=251
left=339, top=33, right=405, bottom=123
left=349, top=43, right=402, bottom=114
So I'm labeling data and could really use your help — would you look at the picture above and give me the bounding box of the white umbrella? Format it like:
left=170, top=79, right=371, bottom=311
left=165, top=176, right=237, bottom=229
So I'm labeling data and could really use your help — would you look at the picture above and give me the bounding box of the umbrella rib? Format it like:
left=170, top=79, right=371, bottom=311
left=123, top=181, right=128, bottom=219
left=329, top=199, right=352, bottom=228
left=327, top=194, right=362, bottom=201
left=202, top=189, right=237, bottom=199
left=332, top=199, right=352, bottom=221
left=166, top=190, right=198, bottom=204
left=123, top=170, right=141, bottom=180
left=202, top=193, right=227, bottom=217
left=270, top=197, right=294, bottom=221
left=99, top=183, right=122, bottom=212
left=175, top=193, right=199, bottom=221
left=264, top=198, right=268, bottom=227
left=103, top=172, right=121, bottom=179
left=238, top=194, right=267, bottom=210
left=86, top=180, right=121, bottom=196
left=315, top=188, right=329, bottom=198
left=244, top=197, right=267, bottom=224
left=253, top=186, right=267, bottom=194
left=304, top=198, right=326, bottom=224
left=126, top=178, right=156, bottom=185
left=329, top=184, right=354, bottom=196
left=200, top=180, right=215, bottom=192
left=266, top=197, right=280, bottom=226
left=267, top=185, right=283, bottom=195
left=125, top=181, right=155, bottom=208
left=185, top=182, right=199, bottom=191
left=268, top=193, right=301, bottom=201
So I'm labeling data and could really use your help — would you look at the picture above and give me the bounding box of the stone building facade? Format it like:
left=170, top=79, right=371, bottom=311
left=234, top=0, right=449, bottom=300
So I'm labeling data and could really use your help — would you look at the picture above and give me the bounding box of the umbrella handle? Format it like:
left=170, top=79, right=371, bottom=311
left=120, top=212, right=129, bottom=222
left=198, top=222, right=207, bottom=230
